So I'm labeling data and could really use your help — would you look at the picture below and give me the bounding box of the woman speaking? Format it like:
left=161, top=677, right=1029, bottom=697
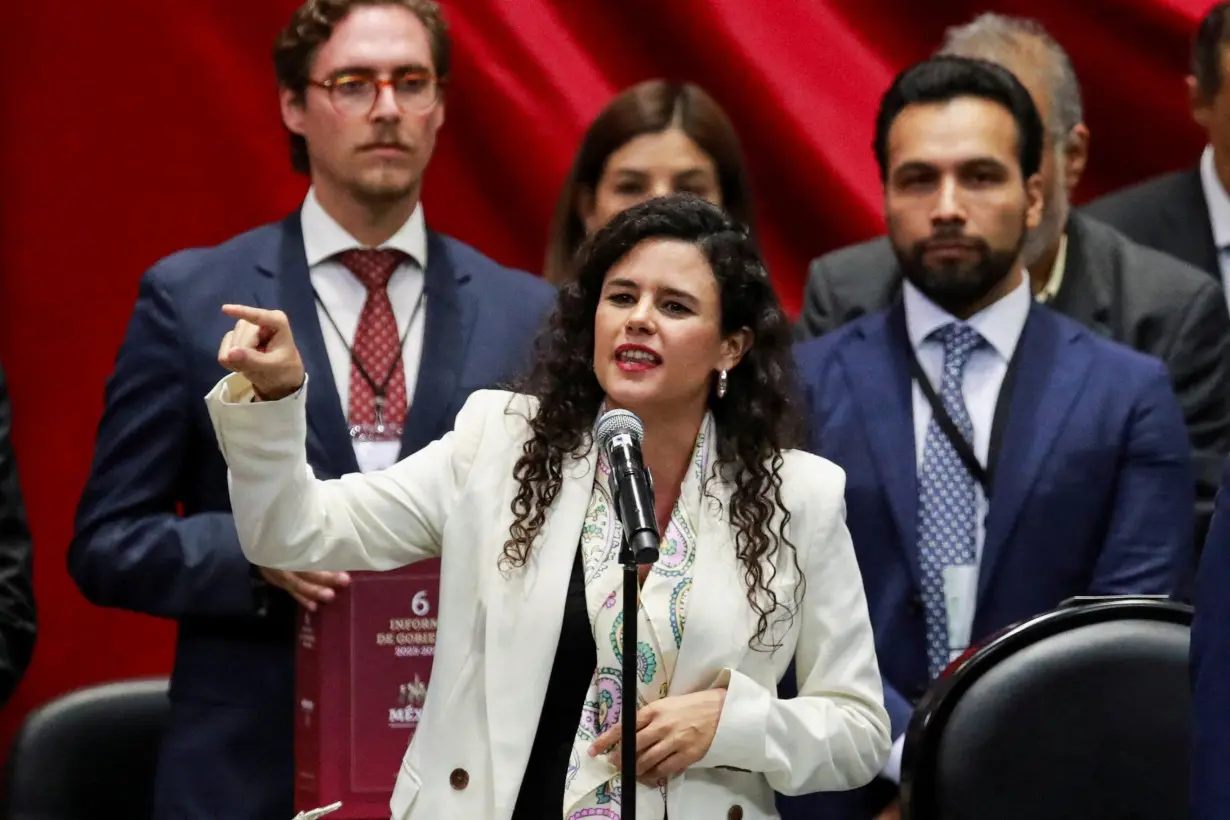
left=206, top=195, right=890, bottom=820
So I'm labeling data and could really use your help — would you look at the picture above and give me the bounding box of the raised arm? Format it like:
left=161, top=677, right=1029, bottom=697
left=206, top=305, right=489, bottom=572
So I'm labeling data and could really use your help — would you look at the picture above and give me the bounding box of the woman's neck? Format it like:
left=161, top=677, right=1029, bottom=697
left=634, top=403, right=706, bottom=532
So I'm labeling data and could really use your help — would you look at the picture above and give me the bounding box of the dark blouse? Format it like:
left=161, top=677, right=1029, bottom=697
left=511, top=542, right=598, bottom=819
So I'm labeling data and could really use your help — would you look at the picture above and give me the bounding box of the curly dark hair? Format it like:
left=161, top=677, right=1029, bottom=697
left=505, top=194, right=806, bottom=649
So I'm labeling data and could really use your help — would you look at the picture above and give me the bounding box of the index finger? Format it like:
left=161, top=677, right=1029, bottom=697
left=222, top=304, right=285, bottom=328
left=590, top=723, right=621, bottom=757
left=297, top=571, right=352, bottom=587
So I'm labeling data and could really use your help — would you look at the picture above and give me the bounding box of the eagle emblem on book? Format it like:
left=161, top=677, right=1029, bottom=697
left=398, top=676, right=428, bottom=707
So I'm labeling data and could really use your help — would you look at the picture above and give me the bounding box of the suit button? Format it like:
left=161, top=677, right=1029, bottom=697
left=728, top=806, right=744, bottom=820
left=449, top=768, right=469, bottom=790
left=907, top=595, right=923, bottom=616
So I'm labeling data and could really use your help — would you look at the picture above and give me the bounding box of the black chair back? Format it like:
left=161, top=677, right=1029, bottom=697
left=900, top=597, right=1192, bottom=820
left=1, top=677, right=169, bottom=820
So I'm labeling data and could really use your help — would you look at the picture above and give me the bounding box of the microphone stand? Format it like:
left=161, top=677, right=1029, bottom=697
left=614, top=481, right=658, bottom=820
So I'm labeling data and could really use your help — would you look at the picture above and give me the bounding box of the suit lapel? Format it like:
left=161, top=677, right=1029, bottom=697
left=1051, top=216, right=1112, bottom=339
left=399, top=232, right=477, bottom=458
left=1159, top=168, right=1219, bottom=277
left=484, top=444, right=595, bottom=815
left=978, top=307, right=1092, bottom=602
left=256, top=213, right=358, bottom=477
left=671, top=470, right=752, bottom=694
left=839, top=302, right=921, bottom=587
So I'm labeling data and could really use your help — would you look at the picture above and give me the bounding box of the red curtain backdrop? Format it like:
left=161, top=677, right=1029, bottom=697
left=0, top=0, right=1215, bottom=753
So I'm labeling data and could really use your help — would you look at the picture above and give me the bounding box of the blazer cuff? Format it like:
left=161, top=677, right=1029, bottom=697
left=209, top=372, right=307, bottom=405
left=695, top=667, right=768, bottom=771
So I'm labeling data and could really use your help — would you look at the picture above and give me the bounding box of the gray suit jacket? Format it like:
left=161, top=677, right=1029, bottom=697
left=795, top=212, right=1230, bottom=501
left=1081, top=167, right=1220, bottom=277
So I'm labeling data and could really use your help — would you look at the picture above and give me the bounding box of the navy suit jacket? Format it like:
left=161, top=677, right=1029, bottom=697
left=1191, top=456, right=1230, bottom=820
left=68, top=213, right=556, bottom=820
left=782, top=299, right=1193, bottom=820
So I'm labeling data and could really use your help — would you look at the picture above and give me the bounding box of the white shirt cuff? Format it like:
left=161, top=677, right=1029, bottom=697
left=881, top=733, right=905, bottom=784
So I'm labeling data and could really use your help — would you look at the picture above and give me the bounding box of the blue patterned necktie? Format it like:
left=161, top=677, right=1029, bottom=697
left=917, top=322, right=984, bottom=679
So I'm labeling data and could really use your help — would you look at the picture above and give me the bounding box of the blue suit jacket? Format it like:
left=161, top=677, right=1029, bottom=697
left=1191, top=457, right=1230, bottom=820
left=68, top=213, right=556, bottom=820
left=782, top=299, right=1193, bottom=820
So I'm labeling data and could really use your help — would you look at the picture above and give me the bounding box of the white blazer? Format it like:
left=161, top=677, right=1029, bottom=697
left=206, top=376, right=891, bottom=820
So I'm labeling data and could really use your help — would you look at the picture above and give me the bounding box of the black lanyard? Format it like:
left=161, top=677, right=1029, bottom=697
left=313, top=287, right=426, bottom=429
left=907, top=341, right=1020, bottom=495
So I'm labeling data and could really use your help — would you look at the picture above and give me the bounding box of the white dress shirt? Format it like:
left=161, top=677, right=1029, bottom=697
left=300, top=187, right=428, bottom=473
left=1198, top=144, right=1230, bottom=317
left=882, top=272, right=1032, bottom=784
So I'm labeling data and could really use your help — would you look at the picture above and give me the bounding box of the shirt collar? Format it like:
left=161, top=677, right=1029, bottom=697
left=1034, top=232, right=1068, bottom=304
left=1200, top=144, right=1230, bottom=250
left=300, top=185, right=428, bottom=268
left=903, top=270, right=1031, bottom=363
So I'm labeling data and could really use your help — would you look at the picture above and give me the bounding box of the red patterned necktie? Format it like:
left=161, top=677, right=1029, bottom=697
left=338, top=248, right=408, bottom=440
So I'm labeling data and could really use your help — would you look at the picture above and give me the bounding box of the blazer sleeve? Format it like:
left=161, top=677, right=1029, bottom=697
left=206, top=374, right=492, bottom=572
left=1088, top=361, right=1195, bottom=595
left=1158, top=277, right=1230, bottom=501
left=1191, top=457, right=1230, bottom=820
left=0, top=363, right=35, bottom=708
left=69, top=269, right=262, bottom=618
left=695, top=465, right=892, bottom=795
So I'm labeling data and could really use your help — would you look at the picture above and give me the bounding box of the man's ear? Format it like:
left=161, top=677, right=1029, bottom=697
left=1190, top=74, right=1214, bottom=130
left=1063, top=124, right=1090, bottom=195
left=1024, top=172, right=1044, bottom=231
left=280, top=87, right=307, bottom=136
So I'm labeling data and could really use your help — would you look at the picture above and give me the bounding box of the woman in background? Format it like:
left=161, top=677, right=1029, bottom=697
left=544, top=79, right=756, bottom=285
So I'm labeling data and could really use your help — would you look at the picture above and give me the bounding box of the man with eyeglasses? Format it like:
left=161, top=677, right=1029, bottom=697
left=67, top=2, right=555, bottom=819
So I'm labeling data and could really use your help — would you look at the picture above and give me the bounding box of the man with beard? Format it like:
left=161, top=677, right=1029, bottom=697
left=67, top=2, right=555, bottom=819
left=784, top=56, right=1193, bottom=820
left=795, top=13, right=1230, bottom=507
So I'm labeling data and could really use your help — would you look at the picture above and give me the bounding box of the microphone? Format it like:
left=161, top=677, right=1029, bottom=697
left=595, top=409, right=660, bottom=564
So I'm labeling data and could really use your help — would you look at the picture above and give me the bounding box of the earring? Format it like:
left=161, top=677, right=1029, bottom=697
left=716, top=369, right=728, bottom=399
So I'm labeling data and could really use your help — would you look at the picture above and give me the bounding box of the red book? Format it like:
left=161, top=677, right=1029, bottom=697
left=294, top=561, right=441, bottom=818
